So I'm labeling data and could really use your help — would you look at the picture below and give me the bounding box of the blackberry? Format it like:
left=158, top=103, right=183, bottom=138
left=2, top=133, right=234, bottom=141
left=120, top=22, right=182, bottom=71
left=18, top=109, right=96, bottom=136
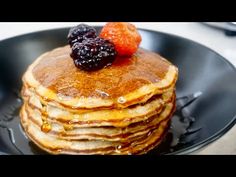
left=67, top=24, right=97, bottom=46
left=71, top=37, right=117, bottom=71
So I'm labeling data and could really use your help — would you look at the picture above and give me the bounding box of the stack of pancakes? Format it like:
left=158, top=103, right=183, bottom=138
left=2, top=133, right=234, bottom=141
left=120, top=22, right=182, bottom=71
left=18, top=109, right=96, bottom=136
left=20, top=46, right=178, bottom=154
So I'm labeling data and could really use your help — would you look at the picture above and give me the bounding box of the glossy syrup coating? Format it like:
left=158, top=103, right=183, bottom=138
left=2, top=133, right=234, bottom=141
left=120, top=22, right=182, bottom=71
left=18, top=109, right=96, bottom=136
left=32, top=46, right=170, bottom=99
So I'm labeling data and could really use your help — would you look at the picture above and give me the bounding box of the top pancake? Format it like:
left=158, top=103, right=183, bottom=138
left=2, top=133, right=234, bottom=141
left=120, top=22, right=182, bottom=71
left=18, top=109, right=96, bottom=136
left=23, top=46, right=178, bottom=109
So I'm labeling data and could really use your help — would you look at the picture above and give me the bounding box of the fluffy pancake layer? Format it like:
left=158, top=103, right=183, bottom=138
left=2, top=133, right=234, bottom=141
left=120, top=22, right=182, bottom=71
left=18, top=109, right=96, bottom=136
left=20, top=45, right=178, bottom=154
left=22, top=97, right=175, bottom=141
left=21, top=106, right=173, bottom=154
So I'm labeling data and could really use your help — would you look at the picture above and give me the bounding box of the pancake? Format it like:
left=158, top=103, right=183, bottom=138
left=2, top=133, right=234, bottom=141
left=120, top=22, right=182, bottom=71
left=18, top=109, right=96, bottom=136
left=23, top=46, right=178, bottom=109
left=20, top=44, right=178, bottom=155
left=21, top=106, right=171, bottom=155
left=22, top=83, right=175, bottom=114
left=24, top=87, right=174, bottom=127
left=22, top=98, right=175, bottom=142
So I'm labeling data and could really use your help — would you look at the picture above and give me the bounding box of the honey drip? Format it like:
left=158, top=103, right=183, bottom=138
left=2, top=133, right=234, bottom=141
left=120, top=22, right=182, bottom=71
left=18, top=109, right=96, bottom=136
left=63, top=124, right=74, bottom=131
left=41, top=120, right=52, bottom=133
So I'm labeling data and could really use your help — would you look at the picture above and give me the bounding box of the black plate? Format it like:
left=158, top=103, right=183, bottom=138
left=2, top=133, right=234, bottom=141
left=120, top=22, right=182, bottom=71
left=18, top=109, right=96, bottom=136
left=0, top=27, right=236, bottom=155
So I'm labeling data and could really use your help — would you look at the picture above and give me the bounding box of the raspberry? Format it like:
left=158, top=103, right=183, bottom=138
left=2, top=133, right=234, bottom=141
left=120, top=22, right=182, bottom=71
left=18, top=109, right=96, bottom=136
left=71, top=38, right=117, bottom=71
left=99, top=22, right=142, bottom=56
left=67, top=24, right=97, bottom=46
